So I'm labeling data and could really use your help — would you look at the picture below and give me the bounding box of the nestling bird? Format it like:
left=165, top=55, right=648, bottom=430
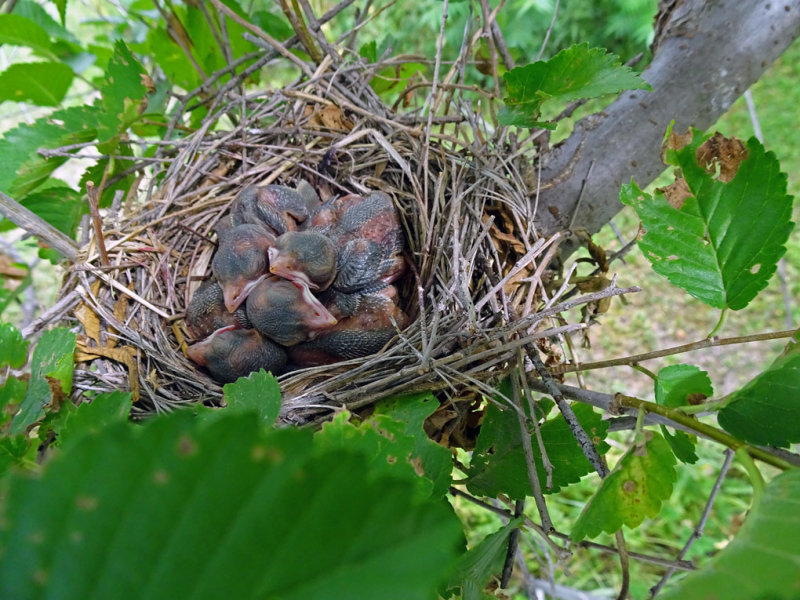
left=245, top=277, right=337, bottom=346
left=187, top=326, right=288, bottom=383
left=185, top=280, right=250, bottom=339
left=288, top=286, right=408, bottom=367
left=231, top=181, right=320, bottom=235
left=268, top=230, right=338, bottom=300
left=212, top=222, right=275, bottom=312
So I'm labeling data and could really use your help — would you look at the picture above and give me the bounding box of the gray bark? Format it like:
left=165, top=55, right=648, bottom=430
left=535, top=0, right=800, bottom=251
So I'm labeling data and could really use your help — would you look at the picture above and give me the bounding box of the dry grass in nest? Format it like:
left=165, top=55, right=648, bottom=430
left=34, top=55, right=632, bottom=426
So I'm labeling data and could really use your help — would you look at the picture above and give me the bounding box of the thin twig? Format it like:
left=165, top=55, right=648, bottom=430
left=500, top=499, right=525, bottom=588
left=649, top=449, right=734, bottom=598
left=531, top=347, right=609, bottom=477
left=552, top=328, right=798, bottom=374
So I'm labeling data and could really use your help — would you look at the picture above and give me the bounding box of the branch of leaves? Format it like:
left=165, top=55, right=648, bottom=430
left=621, top=126, right=795, bottom=335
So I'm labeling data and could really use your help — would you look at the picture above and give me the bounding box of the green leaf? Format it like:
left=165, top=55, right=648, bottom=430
left=654, top=365, right=712, bottom=464
left=0, top=376, right=28, bottom=427
left=660, top=469, right=800, bottom=600
left=371, top=392, right=453, bottom=498
left=718, top=348, right=800, bottom=447
left=10, top=328, right=76, bottom=434
left=0, top=323, right=28, bottom=369
left=571, top=430, right=677, bottom=541
left=222, top=369, right=281, bottom=427
left=359, top=40, right=378, bottom=62
left=96, top=41, right=147, bottom=143
left=500, top=42, right=650, bottom=128
left=54, top=0, right=67, bottom=25
left=2, top=186, right=85, bottom=237
left=468, top=393, right=608, bottom=499
left=0, top=105, right=98, bottom=197
left=52, top=391, right=132, bottom=450
left=622, top=131, right=795, bottom=310
left=371, top=62, right=426, bottom=96
left=448, top=518, right=523, bottom=600
left=12, top=0, right=78, bottom=44
left=315, top=394, right=452, bottom=498
left=0, top=14, right=52, bottom=54
left=0, top=62, right=73, bottom=106
left=0, top=435, right=37, bottom=478
left=0, top=412, right=464, bottom=600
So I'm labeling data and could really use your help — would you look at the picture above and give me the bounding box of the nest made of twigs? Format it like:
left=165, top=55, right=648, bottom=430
left=40, top=52, right=622, bottom=426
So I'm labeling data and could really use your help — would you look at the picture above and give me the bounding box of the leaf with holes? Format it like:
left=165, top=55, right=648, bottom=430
left=9, top=328, right=76, bottom=434
left=570, top=430, right=677, bottom=541
left=655, top=365, right=713, bottom=464
left=622, top=129, right=795, bottom=310
left=0, top=412, right=464, bottom=600
left=499, top=43, right=650, bottom=128
left=660, top=469, right=800, bottom=600
left=314, top=394, right=451, bottom=500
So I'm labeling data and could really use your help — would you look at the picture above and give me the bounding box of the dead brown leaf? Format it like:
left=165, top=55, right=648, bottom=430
left=75, top=340, right=140, bottom=402
left=696, top=132, right=749, bottom=182
left=658, top=176, right=692, bottom=209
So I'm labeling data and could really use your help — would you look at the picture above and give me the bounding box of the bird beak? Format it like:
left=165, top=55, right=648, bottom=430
left=223, top=275, right=268, bottom=313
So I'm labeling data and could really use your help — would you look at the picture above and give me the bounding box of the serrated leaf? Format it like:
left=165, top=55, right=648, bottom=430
left=0, top=323, right=29, bottom=369
left=52, top=391, right=132, bottom=450
left=96, top=41, right=146, bottom=143
left=0, top=62, right=73, bottom=106
left=0, top=105, right=98, bottom=197
left=500, top=42, right=650, bottom=128
left=622, top=132, right=795, bottom=310
left=315, top=402, right=446, bottom=500
left=468, top=386, right=608, bottom=498
left=654, top=364, right=712, bottom=464
left=447, top=518, right=523, bottom=600
left=0, top=14, right=52, bottom=54
left=571, top=430, right=677, bottom=541
left=371, top=392, right=453, bottom=498
left=0, top=412, right=464, bottom=600
left=222, top=369, right=281, bottom=427
left=718, top=349, right=800, bottom=447
left=660, top=469, right=800, bottom=600
left=10, top=328, right=76, bottom=434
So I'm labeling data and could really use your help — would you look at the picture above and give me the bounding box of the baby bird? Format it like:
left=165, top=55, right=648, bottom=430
left=268, top=230, right=338, bottom=300
left=212, top=223, right=275, bottom=312
left=288, top=286, right=408, bottom=367
left=187, top=326, right=288, bottom=383
left=231, top=181, right=320, bottom=235
left=245, top=277, right=337, bottom=346
left=185, top=280, right=250, bottom=339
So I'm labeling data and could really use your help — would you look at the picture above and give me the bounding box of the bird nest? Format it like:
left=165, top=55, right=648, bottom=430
left=43, top=45, right=622, bottom=429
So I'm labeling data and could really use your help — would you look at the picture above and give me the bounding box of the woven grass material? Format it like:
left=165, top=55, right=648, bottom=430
left=52, top=35, right=631, bottom=423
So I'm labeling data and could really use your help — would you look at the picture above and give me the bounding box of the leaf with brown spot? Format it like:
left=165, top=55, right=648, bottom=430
left=696, top=131, right=749, bottom=182
left=570, top=430, right=677, bottom=541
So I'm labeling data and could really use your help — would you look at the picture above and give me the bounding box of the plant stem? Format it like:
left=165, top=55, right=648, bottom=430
left=612, top=394, right=794, bottom=470
left=708, top=307, right=727, bottom=338
left=734, top=447, right=765, bottom=505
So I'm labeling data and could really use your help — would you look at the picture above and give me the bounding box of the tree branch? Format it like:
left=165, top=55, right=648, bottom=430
left=535, top=0, right=800, bottom=253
